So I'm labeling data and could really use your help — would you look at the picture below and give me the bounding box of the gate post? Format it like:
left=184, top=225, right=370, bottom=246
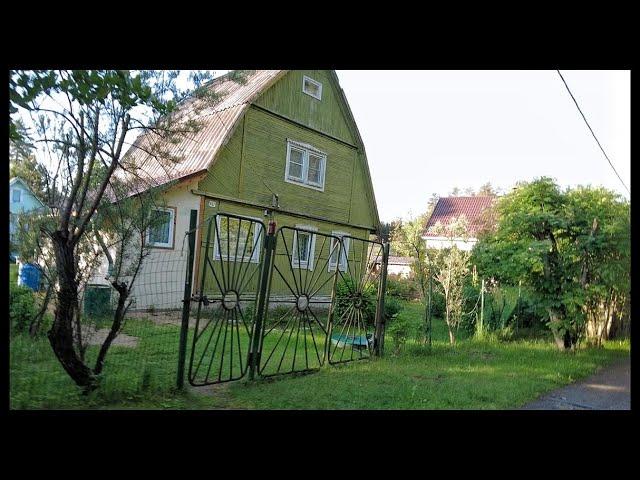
left=176, top=210, right=198, bottom=389
left=374, top=242, right=390, bottom=356
left=248, top=219, right=276, bottom=380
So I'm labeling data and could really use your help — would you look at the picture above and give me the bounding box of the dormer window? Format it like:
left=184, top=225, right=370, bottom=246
left=302, top=75, right=322, bottom=100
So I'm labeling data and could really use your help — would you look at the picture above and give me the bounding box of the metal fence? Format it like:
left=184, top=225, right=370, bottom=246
left=9, top=212, right=389, bottom=408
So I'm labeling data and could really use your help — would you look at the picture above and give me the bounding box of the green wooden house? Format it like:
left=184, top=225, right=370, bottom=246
left=100, top=70, right=380, bottom=309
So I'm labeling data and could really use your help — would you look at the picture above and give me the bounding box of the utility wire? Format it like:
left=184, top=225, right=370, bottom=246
left=556, top=70, right=630, bottom=196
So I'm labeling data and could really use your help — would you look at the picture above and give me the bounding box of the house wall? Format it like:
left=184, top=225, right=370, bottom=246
left=195, top=198, right=372, bottom=301
left=197, top=71, right=377, bottom=231
left=9, top=179, right=45, bottom=250
left=388, top=264, right=412, bottom=278
left=194, top=71, right=380, bottom=301
left=424, top=236, right=477, bottom=252
left=85, top=177, right=201, bottom=311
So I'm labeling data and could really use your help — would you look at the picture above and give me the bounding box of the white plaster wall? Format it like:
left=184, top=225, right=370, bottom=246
left=85, top=178, right=201, bottom=311
left=387, top=264, right=411, bottom=278
left=423, top=236, right=477, bottom=252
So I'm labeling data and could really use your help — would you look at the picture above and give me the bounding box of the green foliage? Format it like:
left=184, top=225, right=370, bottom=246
left=10, top=283, right=37, bottom=332
left=386, top=275, right=421, bottom=301
left=334, top=277, right=377, bottom=326
left=471, top=178, right=630, bottom=349
left=386, top=310, right=411, bottom=354
left=384, top=296, right=404, bottom=321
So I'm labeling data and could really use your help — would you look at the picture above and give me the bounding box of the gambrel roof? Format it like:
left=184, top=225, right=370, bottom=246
left=424, top=196, right=495, bottom=237
left=117, top=70, right=379, bottom=226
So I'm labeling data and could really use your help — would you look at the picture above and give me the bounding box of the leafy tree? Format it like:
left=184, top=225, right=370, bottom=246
left=9, top=70, right=246, bottom=391
left=391, top=212, right=433, bottom=344
left=471, top=178, right=630, bottom=350
left=430, top=216, right=472, bottom=344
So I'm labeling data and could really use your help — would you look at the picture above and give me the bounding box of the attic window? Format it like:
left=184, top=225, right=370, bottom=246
left=285, top=140, right=326, bottom=191
left=302, top=75, right=322, bottom=100
left=12, top=188, right=21, bottom=203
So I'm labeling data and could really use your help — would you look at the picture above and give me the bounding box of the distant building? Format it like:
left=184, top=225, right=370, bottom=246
left=9, top=177, right=46, bottom=260
left=387, top=256, right=413, bottom=278
left=422, top=196, right=495, bottom=251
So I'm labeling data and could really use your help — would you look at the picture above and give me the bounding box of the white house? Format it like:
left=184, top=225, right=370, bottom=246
left=387, top=256, right=413, bottom=278
left=422, top=196, right=495, bottom=251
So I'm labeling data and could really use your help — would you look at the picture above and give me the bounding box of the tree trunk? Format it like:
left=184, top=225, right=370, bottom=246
left=547, top=309, right=567, bottom=350
left=48, top=231, right=96, bottom=390
left=94, top=283, right=128, bottom=376
left=448, top=327, right=455, bottom=345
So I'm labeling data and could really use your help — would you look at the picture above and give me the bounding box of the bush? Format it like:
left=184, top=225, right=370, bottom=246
left=334, top=277, right=377, bottom=327
left=384, top=296, right=404, bottom=322
left=10, top=283, right=37, bottom=332
left=386, top=311, right=411, bottom=354
left=386, top=275, right=421, bottom=300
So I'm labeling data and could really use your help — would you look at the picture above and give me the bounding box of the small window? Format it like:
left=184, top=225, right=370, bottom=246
left=146, top=207, right=175, bottom=249
left=329, top=232, right=350, bottom=272
left=292, top=226, right=317, bottom=270
left=11, top=188, right=22, bottom=203
left=214, top=216, right=263, bottom=263
left=302, top=75, right=322, bottom=100
left=285, top=140, right=327, bottom=191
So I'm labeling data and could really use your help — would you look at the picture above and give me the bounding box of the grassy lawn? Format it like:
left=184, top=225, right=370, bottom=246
left=9, top=292, right=630, bottom=409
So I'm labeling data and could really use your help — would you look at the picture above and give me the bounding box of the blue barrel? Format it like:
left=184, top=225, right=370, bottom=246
left=17, top=262, right=42, bottom=291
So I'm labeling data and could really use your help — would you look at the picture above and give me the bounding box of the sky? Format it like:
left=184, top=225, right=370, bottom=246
left=334, top=70, right=631, bottom=222
left=16, top=70, right=630, bottom=224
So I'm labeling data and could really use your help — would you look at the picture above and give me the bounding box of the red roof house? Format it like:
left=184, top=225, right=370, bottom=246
left=423, top=196, right=495, bottom=250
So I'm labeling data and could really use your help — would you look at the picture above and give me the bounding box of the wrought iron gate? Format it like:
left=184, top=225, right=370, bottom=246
left=180, top=213, right=389, bottom=387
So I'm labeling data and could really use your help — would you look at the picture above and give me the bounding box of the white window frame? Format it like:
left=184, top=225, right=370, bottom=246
left=11, top=188, right=22, bottom=203
left=213, top=215, right=263, bottom=264
left=291, top=225, right=317, bottom=271
left=328, top=231, right=350, bottom=272
left=285, top=139, right=327, bottom=191
left=302, top=75, right=322, bottom=100
left=146, top=206, right=175, bottom=249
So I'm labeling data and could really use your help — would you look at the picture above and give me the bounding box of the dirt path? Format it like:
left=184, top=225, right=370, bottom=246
left=521, top=357, right=630, bottom=410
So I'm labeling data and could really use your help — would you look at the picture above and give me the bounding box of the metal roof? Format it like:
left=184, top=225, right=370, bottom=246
left=115, top=70, right=284, bottom=192
left=424, top=196, right=495, bottom=237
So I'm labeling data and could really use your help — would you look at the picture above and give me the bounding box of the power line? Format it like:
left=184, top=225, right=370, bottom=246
left=556, top=70, right=630, bottom=196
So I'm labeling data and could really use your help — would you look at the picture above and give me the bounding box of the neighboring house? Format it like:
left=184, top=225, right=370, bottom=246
left=88, top=70, right=380, bottom=310
left=422, top=196, right=494, bottom=251
left=9, top=177, right=46, bottom=260
left=387, top=256, right=413, bottom=278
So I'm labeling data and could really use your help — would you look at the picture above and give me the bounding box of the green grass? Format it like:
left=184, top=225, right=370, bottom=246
left=9, top=293, right=630, bottom=410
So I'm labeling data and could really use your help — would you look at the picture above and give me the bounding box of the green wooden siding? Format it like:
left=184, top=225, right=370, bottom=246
left=196, top=116, right=243, bottom=198
left=197, top=201, right=370, bottom=298
left=254, top=70, right=356, bottom=145
left=194, top=70, right=379, bottom=297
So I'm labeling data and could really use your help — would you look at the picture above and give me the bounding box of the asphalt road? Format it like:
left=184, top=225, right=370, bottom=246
left=522, top=357, right=630, bottom=410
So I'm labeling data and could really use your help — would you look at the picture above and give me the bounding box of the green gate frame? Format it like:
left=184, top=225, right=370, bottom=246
left=177, top=212, right=389, bottom=388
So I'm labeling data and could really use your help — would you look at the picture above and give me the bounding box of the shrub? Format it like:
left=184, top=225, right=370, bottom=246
left=384, top=296, right=404, bottom=322
left=10, top=283, right=37, bottom=332
left=334, top=277, right=377, bottom=327
left=386, top=311, right=411, bottom=355
left=386, top=275, right=421, bottom=300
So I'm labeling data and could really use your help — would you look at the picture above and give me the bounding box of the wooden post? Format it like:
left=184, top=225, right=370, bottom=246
left=374, top=242, right=390, bottom=356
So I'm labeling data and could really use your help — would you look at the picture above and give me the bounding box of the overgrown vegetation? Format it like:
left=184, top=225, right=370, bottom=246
left=10, top=299, right=629, bottom=410
left=472, top=177, right=630, bottom=350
